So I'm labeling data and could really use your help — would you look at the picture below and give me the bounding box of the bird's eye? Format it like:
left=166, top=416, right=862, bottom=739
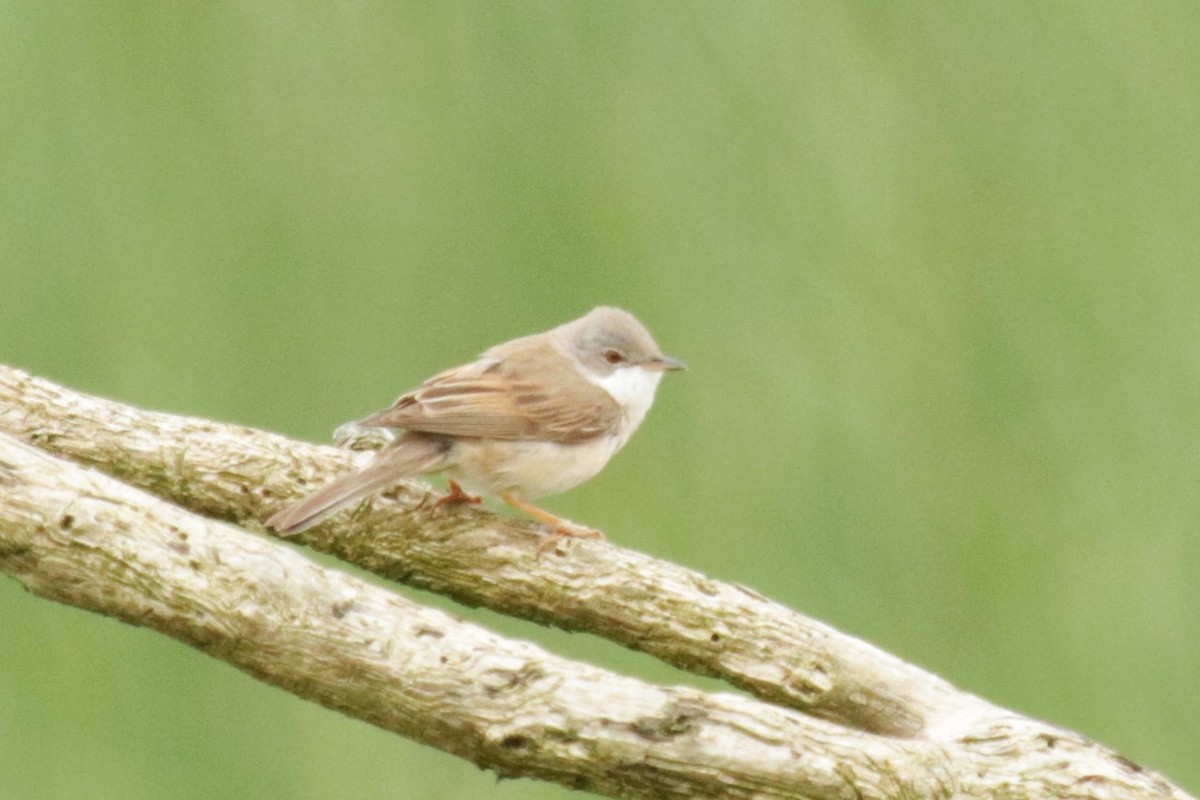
left=604, top=349, right=626, bottom=365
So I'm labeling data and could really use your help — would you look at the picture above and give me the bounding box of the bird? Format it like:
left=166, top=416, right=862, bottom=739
left=265, top=306, right=685, bottom=542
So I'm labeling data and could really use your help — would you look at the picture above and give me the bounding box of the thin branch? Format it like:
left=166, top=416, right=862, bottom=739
left=0, top=364, right=956, bottom=735
left=0, top=364, right=1191, bottom=799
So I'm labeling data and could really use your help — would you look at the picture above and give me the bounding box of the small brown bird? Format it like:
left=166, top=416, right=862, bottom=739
left=265, top=307, right=685, bottom=539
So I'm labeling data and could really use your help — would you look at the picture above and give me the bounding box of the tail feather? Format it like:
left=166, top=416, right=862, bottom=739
left=266, top=436, right=445, bottom=534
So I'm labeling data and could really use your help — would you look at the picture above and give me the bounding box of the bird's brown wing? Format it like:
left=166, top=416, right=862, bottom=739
left=360, top=353, right=621, bottom=444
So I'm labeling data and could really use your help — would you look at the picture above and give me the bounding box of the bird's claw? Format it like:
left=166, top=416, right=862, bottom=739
left=434, top=480, right=482, bottom=509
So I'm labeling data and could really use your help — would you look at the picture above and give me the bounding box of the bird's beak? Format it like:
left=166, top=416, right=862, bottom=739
left=646, top=355, right=687, bottom=372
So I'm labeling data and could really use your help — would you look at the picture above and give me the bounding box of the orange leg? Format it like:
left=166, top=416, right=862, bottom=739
left=435, top=480, right=482, bottom=508
left=501, top=492, right=604, bottom=552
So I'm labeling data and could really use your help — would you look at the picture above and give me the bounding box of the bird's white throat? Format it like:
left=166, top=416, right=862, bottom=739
left=590, top=365, right=663, bottom=433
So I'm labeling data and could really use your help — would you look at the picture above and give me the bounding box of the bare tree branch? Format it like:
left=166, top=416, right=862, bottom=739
left=0, top=364, right=1190, bottom=799
left=0, top=365, right=958, bottom=735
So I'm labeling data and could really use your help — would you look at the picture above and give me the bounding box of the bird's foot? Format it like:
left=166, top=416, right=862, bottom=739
left=435, top=480, right=483, bottom=508
left=499, top=491, right=604, bottom=555
left=536, top=523, right=605, bottom=556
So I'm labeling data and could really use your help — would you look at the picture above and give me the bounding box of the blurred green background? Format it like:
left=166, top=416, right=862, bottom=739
left=3, top=3, right=1198, bottom=797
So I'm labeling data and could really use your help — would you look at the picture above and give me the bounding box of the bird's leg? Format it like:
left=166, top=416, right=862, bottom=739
left=435, top=480, right=482, bottom=508
left=500, top=492, right=604, bottom=552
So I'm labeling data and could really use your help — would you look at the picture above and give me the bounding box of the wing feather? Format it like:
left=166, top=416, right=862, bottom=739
left=360, top=351, right=621, bottom=443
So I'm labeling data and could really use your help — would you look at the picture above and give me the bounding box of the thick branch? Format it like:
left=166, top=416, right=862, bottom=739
left=0, top=433, right=1187, bottom=800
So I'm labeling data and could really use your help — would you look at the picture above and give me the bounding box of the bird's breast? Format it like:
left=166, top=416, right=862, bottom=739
left=444, top=434, right=625, bottom=499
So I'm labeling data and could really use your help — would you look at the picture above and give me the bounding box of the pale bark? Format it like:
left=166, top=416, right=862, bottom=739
left=0, top=364, right=1190, bottom=800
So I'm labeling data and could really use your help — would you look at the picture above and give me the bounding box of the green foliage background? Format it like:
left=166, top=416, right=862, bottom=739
left=3, top=3, right=1198, bottom=797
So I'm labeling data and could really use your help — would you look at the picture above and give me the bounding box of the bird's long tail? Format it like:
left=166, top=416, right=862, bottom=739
left=265, top=434, right=447, bottom=534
